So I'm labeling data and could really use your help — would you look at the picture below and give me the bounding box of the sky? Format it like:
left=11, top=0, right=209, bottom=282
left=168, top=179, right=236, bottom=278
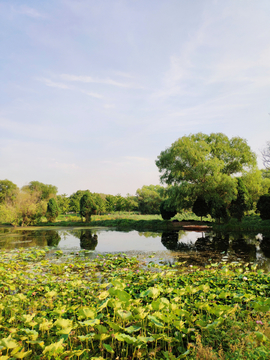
left=1, top=0, right=270, bottom=196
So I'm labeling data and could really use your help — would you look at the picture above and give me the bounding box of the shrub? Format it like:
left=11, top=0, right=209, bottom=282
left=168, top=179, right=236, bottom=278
left=257, top=194, right=270, bottom=220
left=46, top=198, right=60, bottom=222
left=160, top=200, right=177, bottom=220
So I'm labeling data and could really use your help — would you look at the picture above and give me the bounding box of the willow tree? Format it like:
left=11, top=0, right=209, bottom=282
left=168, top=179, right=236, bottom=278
left=156, top=133, right=257, bottom=214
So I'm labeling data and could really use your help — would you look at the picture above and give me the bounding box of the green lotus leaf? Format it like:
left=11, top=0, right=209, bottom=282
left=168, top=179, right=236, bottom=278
left=98, top=291, right=109, bottom=300
left=43, top=338, right=64, bottom=355
left=0, top=336, right=18, bottom=349
left=78, top=307, right=96, bottom=319
left=103, top=343, right=114, bottom=354
left=78, top=318, right=100, bottom=327
left=148, top=315, right=164, bottom=328
left=117, top=310, right=132, bottom=320
left=125, top=325, right=141, bottom=333
left=54, top=318, right=73, bottom=329
left=137, top=335, right=155, bottom=343
left=56, top=326, right=73, bottom=335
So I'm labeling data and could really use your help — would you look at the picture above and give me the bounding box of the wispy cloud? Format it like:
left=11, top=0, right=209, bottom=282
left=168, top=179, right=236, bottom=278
left=37, top=77, right=71, bottom=90
left=60, top=74, right=143, bottom=89
left=37, top=77, right=103, bottom=99
left=18, top=6, right=45, bottom=18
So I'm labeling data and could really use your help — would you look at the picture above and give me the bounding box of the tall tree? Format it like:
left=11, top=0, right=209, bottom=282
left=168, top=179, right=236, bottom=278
left=156, top=133, right=257, bottom=212
left=136, top=185, right=165, bottom=214
left=22, top=181, right=58, bottom=201
left=0, top=180, right=18, bottom=204
left=229, top=178, right=249, bottom=222
left=79, top=193, right=97, bottom=222
left=46, top=198, right=60, bottom=222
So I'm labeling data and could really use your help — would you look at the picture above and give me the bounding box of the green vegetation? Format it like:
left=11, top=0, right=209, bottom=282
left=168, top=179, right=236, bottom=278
left=160, top=200, right=177, bottom=220
left=46, top=198, right=60, bottom=223
left=0, top=248, right=270, bottom=359
left=79, top=193, right=97, bottom=222
left=257, top=194, right=270, bottom=221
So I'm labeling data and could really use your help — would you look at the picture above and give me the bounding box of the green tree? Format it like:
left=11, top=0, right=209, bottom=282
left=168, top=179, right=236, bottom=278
left=229, top=178, right=249, bottom=222
left=257, top=194, right=270, bottom=220
left=80, top=193, right=97, bottom=222
left=156, top=133, right=257, bottom=213
left=0, top=180, right=18, bottom=204
left=56, top=194, right=70, bottom=214
left=93, top=193, right=106, bottom=214
left=124, top=194, right=138, bottom=213
left=160, top=199, right=177, bottom=220
left=136, top=185, right=165, bottom=214
left=192, top=196, right=210, bottom=221
left=241, top=169, right=270, bottom=209
left=22, top=181, right=58, bottom=201
left=105, top=195, right=116, bottom=213
left=68, top=190, right=91, bottom=213
left=46, top=198, right=60, bottom=222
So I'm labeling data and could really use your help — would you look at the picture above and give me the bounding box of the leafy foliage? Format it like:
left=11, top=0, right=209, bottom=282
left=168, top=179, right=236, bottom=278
left=0, top=248, right=270, bottom=359
left=192, top=196, right=210, bottom=220
left=46, top=198, right=60, bottom=222
left=22, top=181, right=58, bottom=201
left=257, top=194, right=270, bottom=220
left=136, top=185, right=166, bottom=214
left=156, top=133, right=257, bottom=212
left=230, top=178, right=250, bottom=221
left=160, top=199, right=177, bottom=220
left=79, top=192, right=97, bottom=222
left=0, top=179, right=18, bottom=204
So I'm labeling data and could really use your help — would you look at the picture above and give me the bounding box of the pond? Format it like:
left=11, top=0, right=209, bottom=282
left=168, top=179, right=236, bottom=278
left=1, top=226, right=270, bottom=270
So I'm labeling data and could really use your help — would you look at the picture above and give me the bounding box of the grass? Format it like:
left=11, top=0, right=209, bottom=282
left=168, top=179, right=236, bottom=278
left=0, top=247, right=270, bottom=359
left=213, top=214, right=270, bottom=233
left=36, top=212, right=213, bottom=231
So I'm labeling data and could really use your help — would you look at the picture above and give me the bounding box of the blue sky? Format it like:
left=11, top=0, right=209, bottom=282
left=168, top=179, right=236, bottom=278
left=1, top=0, right=270, bottom=195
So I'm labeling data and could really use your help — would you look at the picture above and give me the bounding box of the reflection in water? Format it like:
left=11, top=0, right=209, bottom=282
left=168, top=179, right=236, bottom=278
left=260, top=235, right=270, bottom=258
left=80, top=230, right=98, bottom=250
left=161, top=231, right=193, bottom=251
left=46, top=231, right=61, bottom=247
left=1, top=226, right=270, bottom=270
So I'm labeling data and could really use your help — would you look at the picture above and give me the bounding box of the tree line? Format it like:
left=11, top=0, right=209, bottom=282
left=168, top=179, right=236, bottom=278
left=0, top=181, right=167, bottom=226
left=0, top=133, right=270, bottom=226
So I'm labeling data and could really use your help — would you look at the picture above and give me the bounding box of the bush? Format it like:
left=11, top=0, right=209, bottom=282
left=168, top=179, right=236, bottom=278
left=192, top=196, right=210, bottom=221
left=160, top=200, right=177, bottom=220
left=257, top=194, right=270, bottom=220
left=46, top=198, right=60, bottom=222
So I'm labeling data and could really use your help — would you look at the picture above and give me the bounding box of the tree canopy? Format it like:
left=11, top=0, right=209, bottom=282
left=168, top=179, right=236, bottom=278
left=22, top=181, right=58, bottom=201
left=156, top=133, right=257, bottom=211
left=0, top=179, right=18, bottom=204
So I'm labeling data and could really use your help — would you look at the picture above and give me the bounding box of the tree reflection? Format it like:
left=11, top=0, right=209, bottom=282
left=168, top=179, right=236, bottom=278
left=80, top=230, right=98, bottom=250
left=260, top=235, right=270, bottom=258
left=161, top=231, right=193, bottom=251
left=45, top=231, right=61, bottom=247
left=231, top=233, right=256, bottom=260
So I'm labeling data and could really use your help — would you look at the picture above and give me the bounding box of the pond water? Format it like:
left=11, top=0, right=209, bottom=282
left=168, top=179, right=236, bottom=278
left=1, top=226, right=270, bottom=270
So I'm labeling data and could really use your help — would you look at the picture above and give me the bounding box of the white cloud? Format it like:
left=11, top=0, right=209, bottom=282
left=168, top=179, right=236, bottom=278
left=37, top=77, right=71, bottom=90
left=18, top=6, right=45, bottom=18
left=60, top=74, right=143, bottom=89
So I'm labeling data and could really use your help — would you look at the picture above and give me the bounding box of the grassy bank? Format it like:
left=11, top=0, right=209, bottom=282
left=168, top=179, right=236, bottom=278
left=0, top=247, right=270, bottom=359
left=37, top=212, right=212, bottom=231
left=213, top=214, right=270, bottom=234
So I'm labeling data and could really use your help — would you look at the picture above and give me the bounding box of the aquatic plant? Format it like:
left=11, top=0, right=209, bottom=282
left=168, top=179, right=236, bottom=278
left=0, top=247, right=270, bottom=358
